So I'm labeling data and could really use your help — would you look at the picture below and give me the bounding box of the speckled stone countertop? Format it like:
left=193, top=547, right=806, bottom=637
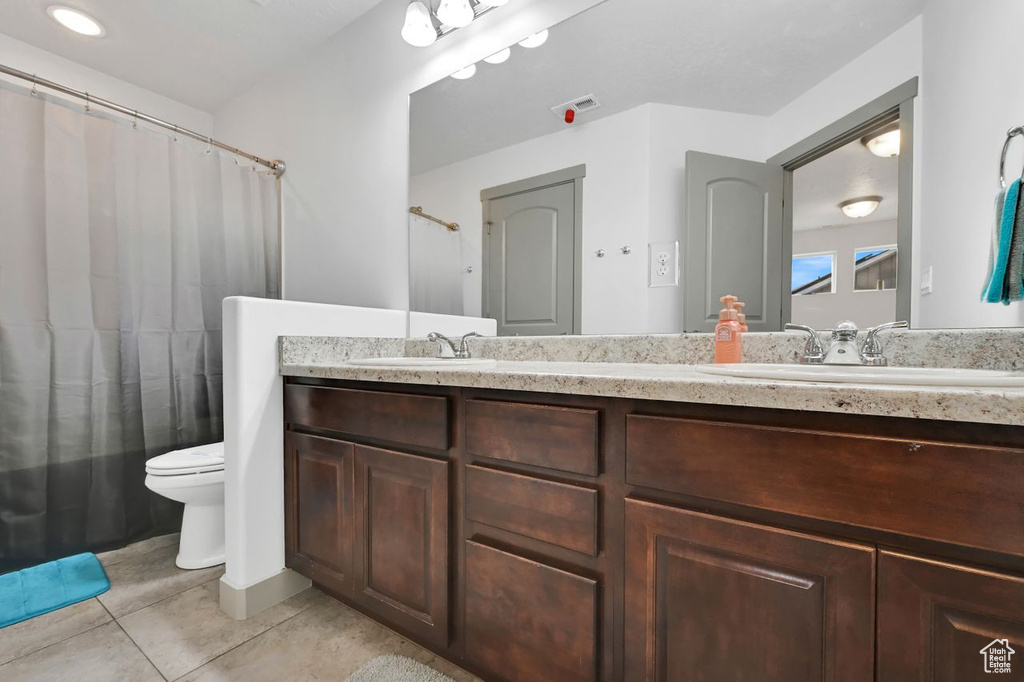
left=279, top=333, right=1024, bottom=427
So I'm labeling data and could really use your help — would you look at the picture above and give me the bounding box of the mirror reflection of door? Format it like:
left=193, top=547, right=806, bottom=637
left=790, top=120, right=901, bottom=330
left=482, top=170, right=581, bottom=336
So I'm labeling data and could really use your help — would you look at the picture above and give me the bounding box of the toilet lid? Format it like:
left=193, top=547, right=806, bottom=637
left=146, top=442, right=224, bottom=475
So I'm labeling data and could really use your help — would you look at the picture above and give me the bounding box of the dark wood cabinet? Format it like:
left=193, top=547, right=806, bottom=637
left=284, top=378, right=1024, bottom=682
left=284, top=432, right=355, bottom=594
left=464, top=541, right=598, bottom=682
left=353, top=444, right=449, bottom=647
left=624, top=498, right=876, bottom=682
left=878, top=550, right=1024, bottom=681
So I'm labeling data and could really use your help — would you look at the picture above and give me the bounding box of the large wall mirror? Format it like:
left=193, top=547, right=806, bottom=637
left=408, top=0, right=1024, bottom=334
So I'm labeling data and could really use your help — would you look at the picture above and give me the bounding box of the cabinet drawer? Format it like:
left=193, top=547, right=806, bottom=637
left=285, top=384, right=449, bottom=451
left=626, top=414, right=1024, bottom=558
left=465, top=541, right=597, bottom=682
left=465, top=465, right=598, bottom=556
left=465, top=399, right=599, bottom=475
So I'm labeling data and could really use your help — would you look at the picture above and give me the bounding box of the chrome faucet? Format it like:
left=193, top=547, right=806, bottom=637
left=427, top=332, right=482, bottom=359
left=859, top=321, right=909, bottom=366
left=786, top=320, right=908, bottom=366
left=783, top=323, right=826, bottom=364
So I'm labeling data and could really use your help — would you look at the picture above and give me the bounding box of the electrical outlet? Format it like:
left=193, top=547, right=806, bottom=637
left=649, top=241, right=679, bottom=287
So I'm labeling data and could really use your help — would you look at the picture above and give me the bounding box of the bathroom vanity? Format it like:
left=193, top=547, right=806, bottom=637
left=280, top=339, right=1024, bottom=682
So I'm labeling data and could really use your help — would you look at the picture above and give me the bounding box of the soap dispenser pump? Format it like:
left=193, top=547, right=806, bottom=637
left=714, top=295, right=743, bottom=364
left=734, top=301, right=749, bottom=333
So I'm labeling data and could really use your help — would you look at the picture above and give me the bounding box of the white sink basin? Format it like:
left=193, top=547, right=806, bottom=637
left=695, top=363, right=1024, bottom=388
left=346, top=357, right=497, bottom=368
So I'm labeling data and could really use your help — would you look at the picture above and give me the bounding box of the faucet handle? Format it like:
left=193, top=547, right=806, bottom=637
left=859, top=321, right=909, bottom=366
left=457, top=332, right=483, bottom=358
left=784, top=323, right=826, bottom=364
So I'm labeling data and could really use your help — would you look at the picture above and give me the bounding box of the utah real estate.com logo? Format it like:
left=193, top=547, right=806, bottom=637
left=980, top=639, right=1015, bottom=674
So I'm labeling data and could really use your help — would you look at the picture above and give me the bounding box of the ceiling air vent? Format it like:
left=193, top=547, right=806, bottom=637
left=551, top=94, right=601, bottom=119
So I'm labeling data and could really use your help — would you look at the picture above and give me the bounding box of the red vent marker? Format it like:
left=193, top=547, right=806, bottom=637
left=564, top=109, right=575, bottom=124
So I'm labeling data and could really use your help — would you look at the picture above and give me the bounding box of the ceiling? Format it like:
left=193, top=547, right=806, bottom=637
left=792, top=131, right=899, bottom=231
left=0, top=0, right=387, bottom=111
left=411, top=0, right=923, bottom=174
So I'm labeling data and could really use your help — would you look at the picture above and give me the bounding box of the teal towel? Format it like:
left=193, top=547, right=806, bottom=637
left=0, top=553, right=110, bottom=628
left=985, top=179, right=1021, bottom=303
left=1008, top=186, right=1024, bottom=302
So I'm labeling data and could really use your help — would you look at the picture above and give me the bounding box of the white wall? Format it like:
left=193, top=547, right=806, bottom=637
left=410, top=102, right=767, bottom=334
left=0, top=32, right=212, bottom=134
left=214, top=0, right=605, bottom=310
left=792, top=220, right=898, bottom=330
left=916, top=0, right=1024, bottom=328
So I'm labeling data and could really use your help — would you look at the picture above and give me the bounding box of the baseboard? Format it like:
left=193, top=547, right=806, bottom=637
left=219, top=569, right=311, bottom=620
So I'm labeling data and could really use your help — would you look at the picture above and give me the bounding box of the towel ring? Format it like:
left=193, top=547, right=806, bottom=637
left=999, top=126, right=1024, bottom=188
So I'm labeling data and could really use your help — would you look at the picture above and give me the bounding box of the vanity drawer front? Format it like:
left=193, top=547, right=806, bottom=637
left=285, top=384, right=449, bottom=451
left=465, top=465, right=599, bottom=556
left=465, top=399, right=599, bottom=476
left=626, top=414, right=1024, bottom=558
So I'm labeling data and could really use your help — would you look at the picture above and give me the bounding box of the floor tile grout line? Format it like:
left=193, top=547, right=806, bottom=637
left=165, top=589, right=325, bottom=682
left=112, top=615, right=169, bottom=681
left=0, top=600, right=114, bottom=669
left=103, top=571, right=225, bottom=621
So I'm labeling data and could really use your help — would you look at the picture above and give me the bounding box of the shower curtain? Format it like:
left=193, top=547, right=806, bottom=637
left=409, top=213, right=464, bottom=315
left=0, top=83, right=279, bottom=570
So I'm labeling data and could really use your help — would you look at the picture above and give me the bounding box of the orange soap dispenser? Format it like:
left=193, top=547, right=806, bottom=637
left=714, top=295, right=743, bottom=364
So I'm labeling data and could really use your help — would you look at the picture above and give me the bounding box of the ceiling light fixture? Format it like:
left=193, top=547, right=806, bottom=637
left=436, top=0, right=474, bottom=28
left=401, top=1, right=437, bottom=47
left=839, top=196, right=882, bottom=219
left=47, top=5, right=105, bottom=37
left=861, top=122, right=901, bottom=157
left=451, top=64, right=477, bottom=80
left=518, top=29, right=549, bottom=48
left=483, top=47, right=511, bottom=64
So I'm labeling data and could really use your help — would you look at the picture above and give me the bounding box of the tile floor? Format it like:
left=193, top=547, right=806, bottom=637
left=0, top=534, right=480, bottom=682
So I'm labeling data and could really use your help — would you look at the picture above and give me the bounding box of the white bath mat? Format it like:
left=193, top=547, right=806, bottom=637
left=344, top=655, right=458, bottom=682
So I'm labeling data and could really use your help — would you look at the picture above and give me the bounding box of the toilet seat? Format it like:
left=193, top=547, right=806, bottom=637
left=146, top=442, right=225, bottom=476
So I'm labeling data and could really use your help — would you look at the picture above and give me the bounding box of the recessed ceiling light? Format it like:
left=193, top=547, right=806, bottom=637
left=861, top=122, right=901, bottom=157
left=47, top=6, right=105, bottom=37
left=483, top=48, right=511, bottom=65
left=451, top=64, right=477, bottom=80
left=839, top=196, right=882, bottom=219
left=518, top=30, right=549, bottom=48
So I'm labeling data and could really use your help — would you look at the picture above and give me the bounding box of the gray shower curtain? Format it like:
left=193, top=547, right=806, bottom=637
left=0, top=83, right=279, bottom=570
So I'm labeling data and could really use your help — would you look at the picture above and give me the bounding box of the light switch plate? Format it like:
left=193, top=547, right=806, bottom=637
left=649, top=241, right=679, bottom=287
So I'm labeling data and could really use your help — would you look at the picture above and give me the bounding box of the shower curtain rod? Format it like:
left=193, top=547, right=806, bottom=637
left=0, top=62, right=286, bottom=177
left=410, top=206, right=459, bottom=231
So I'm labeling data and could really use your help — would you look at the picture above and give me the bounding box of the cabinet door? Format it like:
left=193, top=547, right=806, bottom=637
left=878, top=550, right=1024, bottom=681
left=284, top=433, right=355, bottom=595
left=624, top=499, right=875, bottom=682
left=354, top=445, right=449, bottom=647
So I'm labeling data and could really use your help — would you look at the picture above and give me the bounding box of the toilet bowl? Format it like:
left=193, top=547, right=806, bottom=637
left=144, top=442, right=225, bottom=570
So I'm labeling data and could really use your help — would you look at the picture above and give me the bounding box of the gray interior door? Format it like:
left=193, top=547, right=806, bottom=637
left=684, top=151, right=784, bottom=332
left=484, top=182, right=576, bottom=336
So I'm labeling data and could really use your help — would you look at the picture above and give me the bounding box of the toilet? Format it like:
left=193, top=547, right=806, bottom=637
left=144, top=442, right=225, bottom=570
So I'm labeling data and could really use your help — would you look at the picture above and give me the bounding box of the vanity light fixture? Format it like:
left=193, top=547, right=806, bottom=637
left=518, top=29, right=549, bottom=48
left=861, top=122, right=901, bottom=157
left=839, top=196, right=883, bottom=219
left=46, top=6, right=105, bottom=37
left=451, top=64, right=477, bottom=80
left=483, top=47, right=511, bottom=64
left=401, top=1, right=437, bottom=47
left=436, top=0, right=475, bottom=28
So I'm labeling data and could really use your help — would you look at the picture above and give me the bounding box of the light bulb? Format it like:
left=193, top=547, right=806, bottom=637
left=863, top=129, right=901, bottom=157
left=483, top=47, right=511, bottom=64
left=451, top=64, right=477, bottom=80
left=437, top=0, right=474, bottom=28
left=839, top=196, right=882, bottom=219
left=401, top=1, right=437, bottom=47
left=47, top=6, right=104, bottom=36
left=518, top=29, right=549, bottom=48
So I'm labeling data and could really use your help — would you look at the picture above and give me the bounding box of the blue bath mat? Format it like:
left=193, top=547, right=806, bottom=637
left=0, top=553, right=110, bottom=628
